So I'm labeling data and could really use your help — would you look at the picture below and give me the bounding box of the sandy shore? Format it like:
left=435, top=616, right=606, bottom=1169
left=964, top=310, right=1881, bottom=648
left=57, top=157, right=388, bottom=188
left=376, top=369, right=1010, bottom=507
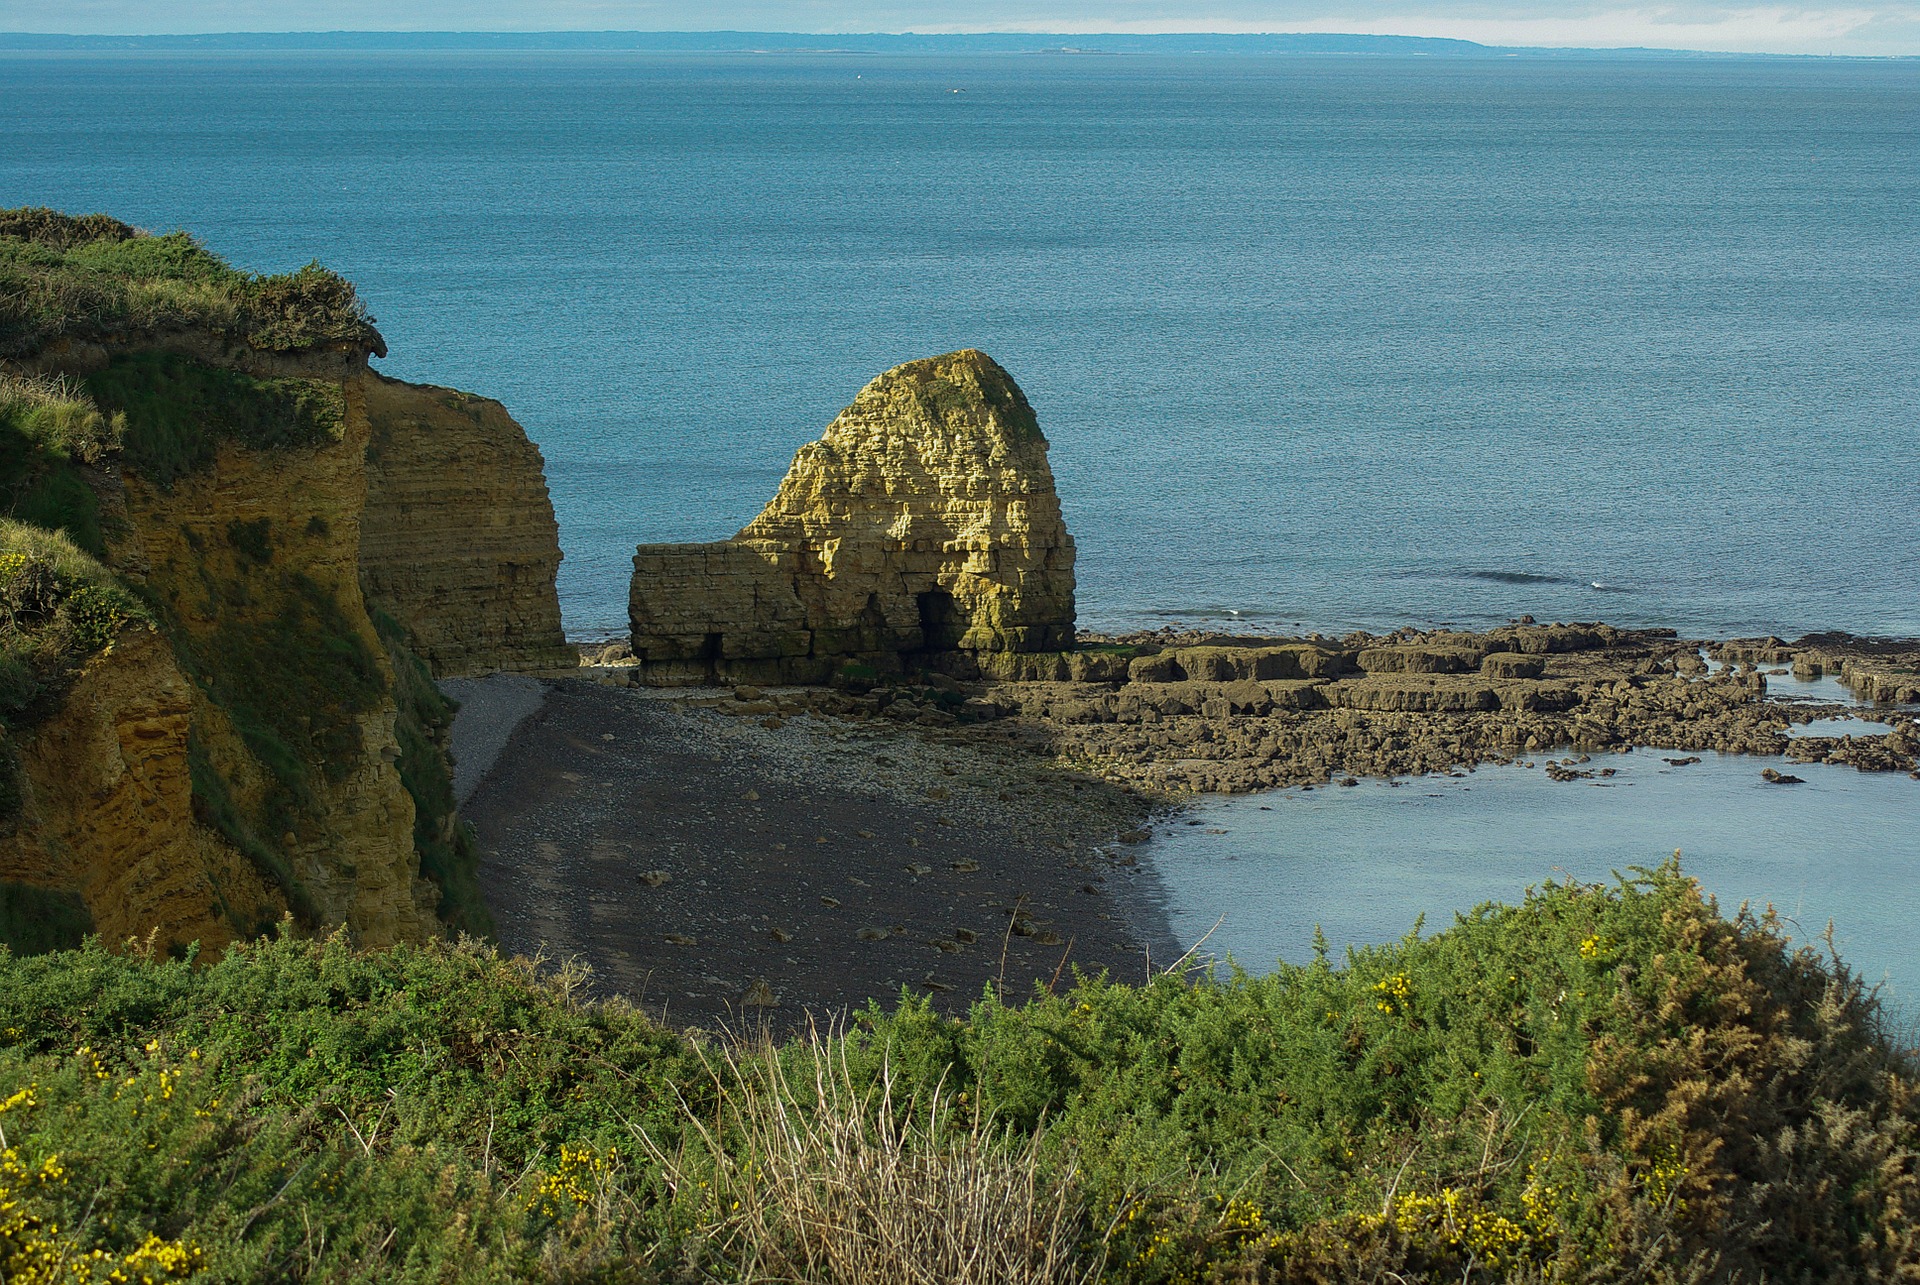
left=452, top=676, right=1179, bottom=1031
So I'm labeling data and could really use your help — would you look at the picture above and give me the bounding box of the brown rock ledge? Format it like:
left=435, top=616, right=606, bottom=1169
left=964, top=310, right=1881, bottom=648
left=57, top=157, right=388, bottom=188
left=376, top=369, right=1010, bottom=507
left=672, top=623, right=1919, bottom=793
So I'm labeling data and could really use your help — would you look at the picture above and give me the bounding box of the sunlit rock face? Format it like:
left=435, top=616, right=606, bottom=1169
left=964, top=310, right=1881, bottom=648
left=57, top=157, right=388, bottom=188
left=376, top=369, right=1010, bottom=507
left=630, top=350, right=1076, bottom=685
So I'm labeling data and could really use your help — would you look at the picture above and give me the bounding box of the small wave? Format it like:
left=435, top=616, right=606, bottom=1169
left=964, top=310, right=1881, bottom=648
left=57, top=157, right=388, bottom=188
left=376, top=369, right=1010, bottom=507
left=1136, top=606, right=1296, bottom=624
left=1587, top=581, right=1632, bottom=594
left=1461, top=569, right=1568, bottom=586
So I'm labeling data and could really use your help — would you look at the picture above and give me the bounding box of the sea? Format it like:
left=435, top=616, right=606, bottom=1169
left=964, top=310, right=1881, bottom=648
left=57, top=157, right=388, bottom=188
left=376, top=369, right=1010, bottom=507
left=3, top=49, right=1916, bottom=989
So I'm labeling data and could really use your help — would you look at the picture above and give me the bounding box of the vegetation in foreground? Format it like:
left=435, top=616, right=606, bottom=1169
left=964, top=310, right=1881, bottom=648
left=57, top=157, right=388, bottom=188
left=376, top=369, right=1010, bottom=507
left=0, top=862, right=1913, bottom=1283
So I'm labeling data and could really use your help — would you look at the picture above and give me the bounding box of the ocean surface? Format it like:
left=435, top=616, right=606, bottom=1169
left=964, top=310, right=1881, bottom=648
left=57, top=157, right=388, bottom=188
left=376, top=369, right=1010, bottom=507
left=3, top=51, right=1916, bottom=641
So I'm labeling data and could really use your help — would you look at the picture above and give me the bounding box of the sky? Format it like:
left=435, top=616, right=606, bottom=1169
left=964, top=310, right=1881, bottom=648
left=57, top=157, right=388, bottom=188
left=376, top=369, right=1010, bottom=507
left=6, top=1, right=1920, bottom=55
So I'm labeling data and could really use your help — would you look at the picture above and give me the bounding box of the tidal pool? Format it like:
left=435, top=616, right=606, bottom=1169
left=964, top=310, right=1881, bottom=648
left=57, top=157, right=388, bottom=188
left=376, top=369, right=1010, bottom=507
left=1141, top=751, right=1920, bottom=1001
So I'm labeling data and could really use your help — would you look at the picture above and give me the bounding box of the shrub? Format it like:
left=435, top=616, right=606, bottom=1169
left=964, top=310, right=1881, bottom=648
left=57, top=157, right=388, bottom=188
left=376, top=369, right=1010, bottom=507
left=86, top=351, right=344, bottom=490
left=0, top=521, right=148, bottom=725
left=0, top=207, right=383, bottom=360
left=0, top=373, right=123, bottom=556
left=0, top=866, right=1910, bottom=1282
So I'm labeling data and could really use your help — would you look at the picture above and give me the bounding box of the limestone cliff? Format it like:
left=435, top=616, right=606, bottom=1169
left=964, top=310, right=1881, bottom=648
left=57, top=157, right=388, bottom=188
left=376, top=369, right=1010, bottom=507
left=0, top=626, right=279, bottom=949
left=630, top=350, right=1075, bottom=684
left=359, top=376, right=572, bottom=677
left=0, top=210, right=565, bottom=953
left=100, top=365, right=441, bottom=947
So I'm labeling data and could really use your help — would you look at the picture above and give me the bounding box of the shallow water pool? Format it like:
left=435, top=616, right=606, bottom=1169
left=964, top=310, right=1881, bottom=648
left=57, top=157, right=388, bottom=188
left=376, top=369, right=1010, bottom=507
left=1142, top=751, right=1920, bottom=1000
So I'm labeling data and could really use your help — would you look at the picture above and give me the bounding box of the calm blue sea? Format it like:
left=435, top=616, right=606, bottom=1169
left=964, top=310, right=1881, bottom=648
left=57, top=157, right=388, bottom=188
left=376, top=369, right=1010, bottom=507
left=3, top=51, right=1916, bottom=641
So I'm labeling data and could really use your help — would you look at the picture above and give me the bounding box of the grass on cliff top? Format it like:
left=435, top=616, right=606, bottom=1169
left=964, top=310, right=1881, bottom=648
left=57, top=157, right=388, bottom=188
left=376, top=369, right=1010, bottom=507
left=0, top=207, right=383, bottom=360
left=0, top=862, right=1914, bottom=1283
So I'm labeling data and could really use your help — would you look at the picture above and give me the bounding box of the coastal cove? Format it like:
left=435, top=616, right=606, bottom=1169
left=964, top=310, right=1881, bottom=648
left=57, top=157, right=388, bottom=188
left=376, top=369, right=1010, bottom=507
left=5, top=40, right=1920, bottom=1273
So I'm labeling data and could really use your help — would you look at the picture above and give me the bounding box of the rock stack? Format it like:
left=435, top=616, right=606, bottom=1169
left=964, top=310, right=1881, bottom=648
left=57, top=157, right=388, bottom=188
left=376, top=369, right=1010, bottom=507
left=629, top=350, right=1076, bottom=684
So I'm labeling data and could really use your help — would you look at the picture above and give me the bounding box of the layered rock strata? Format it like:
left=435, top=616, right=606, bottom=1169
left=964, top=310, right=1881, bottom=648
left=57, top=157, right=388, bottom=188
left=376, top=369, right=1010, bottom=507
left=359, top=375, right=571, bottom=676
left=690, top=624, right=1919, bottom=794
left=103, top=368, right=441, bottom=945
left=630, top=350, right=1075, bottom=684
left=0, top=627, right=279, bottom=949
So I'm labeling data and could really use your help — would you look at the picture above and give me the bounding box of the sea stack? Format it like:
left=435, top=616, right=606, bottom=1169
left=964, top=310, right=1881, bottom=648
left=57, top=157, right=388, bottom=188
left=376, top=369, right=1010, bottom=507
left=629, top=349, right=1076, bottom=684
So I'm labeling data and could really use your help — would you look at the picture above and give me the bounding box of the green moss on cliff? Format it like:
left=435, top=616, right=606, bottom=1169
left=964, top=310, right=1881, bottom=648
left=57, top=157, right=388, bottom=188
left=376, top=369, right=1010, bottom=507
left=905, top=351, right=1042, bottom=440
left=185, top=731, right=317, bottom=929
left=373, top=608, right=493, bottom=938
left=162, top=571, right=385, bottom=927
left=85, top=352, right=344, bottom=490
left=0, top=207, right=383, bottom=359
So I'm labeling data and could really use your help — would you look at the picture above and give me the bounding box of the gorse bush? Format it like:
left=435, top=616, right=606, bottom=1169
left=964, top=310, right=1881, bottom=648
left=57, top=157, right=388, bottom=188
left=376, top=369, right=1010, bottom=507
left=0, top=520, right=149, bottom=728
left=0, top=208, right=383, bottom=360
left=0, top=864, right=1912, bottom=1282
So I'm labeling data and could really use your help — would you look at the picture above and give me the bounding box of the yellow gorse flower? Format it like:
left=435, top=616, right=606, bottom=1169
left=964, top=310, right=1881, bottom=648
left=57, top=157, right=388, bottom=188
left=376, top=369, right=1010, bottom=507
left=1372, top=974, right=1414, bottom=1016
left=525, top=1144, right=618, bottom=1218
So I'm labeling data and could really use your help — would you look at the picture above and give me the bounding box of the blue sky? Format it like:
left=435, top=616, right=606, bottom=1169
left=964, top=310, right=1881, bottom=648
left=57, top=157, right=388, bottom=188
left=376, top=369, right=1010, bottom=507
left=8, top=0, right=1920, bottom=55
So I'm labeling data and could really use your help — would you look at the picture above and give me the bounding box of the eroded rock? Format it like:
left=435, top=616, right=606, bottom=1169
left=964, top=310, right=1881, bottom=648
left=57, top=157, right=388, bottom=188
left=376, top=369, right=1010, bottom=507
left=630, top=350, right=1074, bottom=684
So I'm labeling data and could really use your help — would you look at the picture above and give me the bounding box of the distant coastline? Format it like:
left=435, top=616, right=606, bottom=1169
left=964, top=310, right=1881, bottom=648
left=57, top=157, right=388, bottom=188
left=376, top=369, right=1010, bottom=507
left=0, top=30, right=1883, bottom=59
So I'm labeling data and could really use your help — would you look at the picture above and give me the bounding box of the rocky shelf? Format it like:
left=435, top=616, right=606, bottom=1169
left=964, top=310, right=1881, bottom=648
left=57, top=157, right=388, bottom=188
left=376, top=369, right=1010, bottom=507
left=627, top=623, right=1919, bottom=795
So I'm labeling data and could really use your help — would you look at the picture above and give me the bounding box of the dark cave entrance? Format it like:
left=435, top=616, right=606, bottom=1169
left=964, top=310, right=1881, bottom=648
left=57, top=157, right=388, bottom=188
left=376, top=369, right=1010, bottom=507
left=916, top=589, right=964, bottom=652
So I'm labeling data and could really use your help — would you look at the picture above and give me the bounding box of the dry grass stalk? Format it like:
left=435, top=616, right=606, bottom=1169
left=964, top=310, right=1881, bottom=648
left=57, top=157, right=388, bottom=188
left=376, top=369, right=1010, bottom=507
left=640, top=1027, right=1098, bottom=1285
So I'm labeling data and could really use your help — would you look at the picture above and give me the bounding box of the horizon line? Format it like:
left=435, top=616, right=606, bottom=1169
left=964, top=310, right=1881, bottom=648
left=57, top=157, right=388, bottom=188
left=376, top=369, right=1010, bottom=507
left=1, top=28, right=1908, bottom=59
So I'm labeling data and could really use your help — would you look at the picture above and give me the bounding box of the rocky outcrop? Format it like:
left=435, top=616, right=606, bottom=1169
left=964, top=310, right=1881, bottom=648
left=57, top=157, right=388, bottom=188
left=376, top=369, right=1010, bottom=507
left=359, top=375, right=571, bottom=677
left=991, top=626, right=1919, bottom=792
left=630, top=350, right=1075, bottom=684
left=0, top=627, right=279, bottom=949
left=0, top=211, right=568, bottom=953
left=1721, top=635, right=1920, bottom=706
left=106, top=369, right=441, bottom=946
left=692, top=625, right=1917, bottom=795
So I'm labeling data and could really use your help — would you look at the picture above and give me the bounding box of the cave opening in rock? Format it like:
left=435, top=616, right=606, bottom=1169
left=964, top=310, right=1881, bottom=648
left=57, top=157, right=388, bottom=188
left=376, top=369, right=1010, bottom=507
left=916, top=589, right=964, bottom=652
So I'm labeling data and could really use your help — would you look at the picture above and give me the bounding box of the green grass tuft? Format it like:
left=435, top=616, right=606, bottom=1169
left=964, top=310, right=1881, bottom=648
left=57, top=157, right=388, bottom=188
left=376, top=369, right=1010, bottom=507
left=0, top=520, right=150, bottom=735
left=0, top=372, right=122, bottom=557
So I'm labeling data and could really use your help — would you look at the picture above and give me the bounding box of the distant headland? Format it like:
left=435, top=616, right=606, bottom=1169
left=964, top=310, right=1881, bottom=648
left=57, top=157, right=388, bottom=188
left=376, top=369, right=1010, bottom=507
left=0, top=30, right=1844, bottom=59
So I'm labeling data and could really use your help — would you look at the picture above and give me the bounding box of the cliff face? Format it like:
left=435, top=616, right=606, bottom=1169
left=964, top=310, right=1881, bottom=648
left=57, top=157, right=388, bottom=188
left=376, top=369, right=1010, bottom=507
left=105, top=367, right=440, bottom=946
left=0, top=210, right=566, bottom=953
left=0, top=626, right=278, bottom=949
left=359, top=375, right=571, bottom=677
left=630, top=350, right=1075, bottom=684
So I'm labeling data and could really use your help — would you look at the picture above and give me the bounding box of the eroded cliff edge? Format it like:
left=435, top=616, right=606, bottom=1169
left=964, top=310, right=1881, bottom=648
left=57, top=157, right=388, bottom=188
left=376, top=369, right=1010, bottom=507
left=360, top=375, right=572, bottom=677
left=0, top=209, right=567, bottom=952
left=628, top=349, right=1075, bottom=684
